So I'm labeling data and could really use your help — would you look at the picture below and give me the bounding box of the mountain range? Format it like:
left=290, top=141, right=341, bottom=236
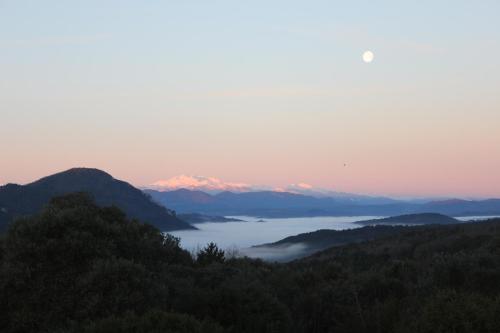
left=149, top=175, right=251, bottom=193
left=0, top=168, right=194, bottom=231
left=2, top=168, right=499, bottom=232
left=146, top=188, right=500, bottom=218
left=148, top=175, right=399, bottom=203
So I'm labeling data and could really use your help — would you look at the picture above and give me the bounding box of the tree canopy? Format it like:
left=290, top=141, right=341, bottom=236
left=1, top=193, right=500, bottom=332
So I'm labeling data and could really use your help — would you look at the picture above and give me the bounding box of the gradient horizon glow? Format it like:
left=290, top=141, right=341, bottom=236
left=1, top=1, right=499, bottom=197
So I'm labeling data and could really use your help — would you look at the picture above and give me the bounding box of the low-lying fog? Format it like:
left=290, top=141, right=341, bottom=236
left=170, top=215, right=498, bottom=262
left=170, top=216, right=379, bottom=261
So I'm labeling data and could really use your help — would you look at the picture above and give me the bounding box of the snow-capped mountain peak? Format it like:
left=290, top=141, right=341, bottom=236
left=150, top=175, right=251, bottom=193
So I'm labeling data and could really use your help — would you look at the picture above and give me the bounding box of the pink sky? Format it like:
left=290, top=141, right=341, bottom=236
left=2, top=103, right=499, bottom=198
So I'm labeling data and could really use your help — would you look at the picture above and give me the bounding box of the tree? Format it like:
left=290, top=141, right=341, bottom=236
left=77, top=310, right=226, bottom=333
left=197, top=242, right=225, bottom=266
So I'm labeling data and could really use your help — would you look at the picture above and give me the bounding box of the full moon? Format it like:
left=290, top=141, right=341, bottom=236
left=362, top=50, right=374, bottom=63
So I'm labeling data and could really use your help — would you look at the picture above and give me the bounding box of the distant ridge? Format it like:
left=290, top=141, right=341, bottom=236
left=0, top=168, right=194, bottom=231
left=145, top=188, right=500, bottom=218
left=355, top=213, right=458, bottom=226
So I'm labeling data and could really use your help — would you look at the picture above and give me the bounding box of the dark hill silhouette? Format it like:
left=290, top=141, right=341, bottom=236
left=253, top=213, right=460, bottom=261
left=253, top=225, right=413, bottom=261
left=0, top=168, right=194, bottom=231
left=355, top=213, right=458, bottom=225
left=177, top=213, right=244, bottom=223
left=0, top=210, right=10, bottom=232
left=269, top=225, right=412, bottom=248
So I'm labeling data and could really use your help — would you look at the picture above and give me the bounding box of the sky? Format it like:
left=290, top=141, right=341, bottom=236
left=1, top=0, right=499, bottom=197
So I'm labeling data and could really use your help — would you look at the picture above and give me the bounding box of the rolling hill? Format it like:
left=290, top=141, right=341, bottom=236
left=253, top=213, right=461, bottom=261
left=0, top=168, right=194, bottom=231
left=355, top=213, right=458, bottom=226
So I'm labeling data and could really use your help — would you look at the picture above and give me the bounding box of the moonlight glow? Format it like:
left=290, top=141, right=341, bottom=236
left=363, top=51, right=374, bottom=63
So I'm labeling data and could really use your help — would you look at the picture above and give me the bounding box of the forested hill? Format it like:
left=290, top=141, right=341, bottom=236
left=0, top=210, right=10, bottom=232
left=289, top=217, right=500, bottom=332
left=254, top=225, right=414, bottom=260
left=306, top=217, right=500, bottom=264
left=1, top=194, right=500, bottom=332
left=253, top=213, right=460, bottom=261
left=0, top=168, right=193, bottom=231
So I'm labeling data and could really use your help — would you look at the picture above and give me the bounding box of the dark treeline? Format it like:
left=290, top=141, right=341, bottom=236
left=1, top=193, right=500, bottom=332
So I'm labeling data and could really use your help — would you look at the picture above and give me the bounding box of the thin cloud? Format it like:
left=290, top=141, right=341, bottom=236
left=2, top=33, right=111, bottom=48
left=273, top=23, right=446, bottom=55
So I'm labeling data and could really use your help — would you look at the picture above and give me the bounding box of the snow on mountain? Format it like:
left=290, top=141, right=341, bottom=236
left=150, top=175, right=251, bottom=193
left=149, top=176, right=397, bottom=204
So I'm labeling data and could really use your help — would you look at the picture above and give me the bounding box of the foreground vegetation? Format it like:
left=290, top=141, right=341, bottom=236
left=1, top=193, right=500, bottom=332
